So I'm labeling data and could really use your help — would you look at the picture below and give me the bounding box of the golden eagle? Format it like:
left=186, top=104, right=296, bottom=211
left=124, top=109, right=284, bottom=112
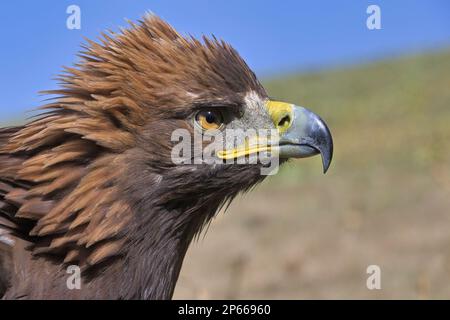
left=0, top=15, right=332, bottom=299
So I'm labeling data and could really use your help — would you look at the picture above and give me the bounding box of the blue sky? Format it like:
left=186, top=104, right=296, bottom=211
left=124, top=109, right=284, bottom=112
left=0, top=0, right=449, bottom=121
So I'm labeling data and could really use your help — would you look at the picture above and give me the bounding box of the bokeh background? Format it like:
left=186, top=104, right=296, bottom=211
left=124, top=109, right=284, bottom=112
left=1, top=1, right=450, bottom=299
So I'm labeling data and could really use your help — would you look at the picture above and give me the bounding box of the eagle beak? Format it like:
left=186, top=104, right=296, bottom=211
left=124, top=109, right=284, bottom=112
left=266, top=101, right=334, bottom=173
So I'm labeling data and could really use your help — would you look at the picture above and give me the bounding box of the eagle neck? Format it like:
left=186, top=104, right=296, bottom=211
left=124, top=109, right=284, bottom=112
left=120, top=196, right=220, bottom=300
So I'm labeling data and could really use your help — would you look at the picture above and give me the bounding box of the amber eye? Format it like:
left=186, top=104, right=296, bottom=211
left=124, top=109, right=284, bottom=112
left=195, top=110, right=224, bottom=131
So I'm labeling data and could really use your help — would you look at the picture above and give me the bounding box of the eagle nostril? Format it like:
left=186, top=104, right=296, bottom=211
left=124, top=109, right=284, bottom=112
left=278, top=115, right=291, bottom=129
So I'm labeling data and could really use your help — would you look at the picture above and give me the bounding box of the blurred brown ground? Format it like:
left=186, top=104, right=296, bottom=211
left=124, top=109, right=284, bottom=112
left=174, top=49, right=450, bottom=299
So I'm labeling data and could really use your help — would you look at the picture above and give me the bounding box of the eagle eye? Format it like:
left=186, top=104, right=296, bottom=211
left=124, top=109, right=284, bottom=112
left=195, top=110, right=224, bottom=131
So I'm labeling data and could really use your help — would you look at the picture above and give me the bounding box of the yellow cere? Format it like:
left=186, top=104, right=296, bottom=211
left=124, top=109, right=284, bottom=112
left=265, top=100, right=294, bottom=134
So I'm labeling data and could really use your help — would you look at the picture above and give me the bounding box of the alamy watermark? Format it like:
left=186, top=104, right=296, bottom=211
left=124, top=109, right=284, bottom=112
left=366, top=265, right=381, bottom=290
left=66, top=5, right=81, bottom=30
left=366, top=5, right=381, bottom=30
left=171, top=128, right=280, bottom=176
left=66, top=265, right=81, bottom=290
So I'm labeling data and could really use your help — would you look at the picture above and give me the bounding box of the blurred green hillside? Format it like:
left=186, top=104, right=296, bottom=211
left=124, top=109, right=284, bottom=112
left=176, top=49, right=450, bottom=299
